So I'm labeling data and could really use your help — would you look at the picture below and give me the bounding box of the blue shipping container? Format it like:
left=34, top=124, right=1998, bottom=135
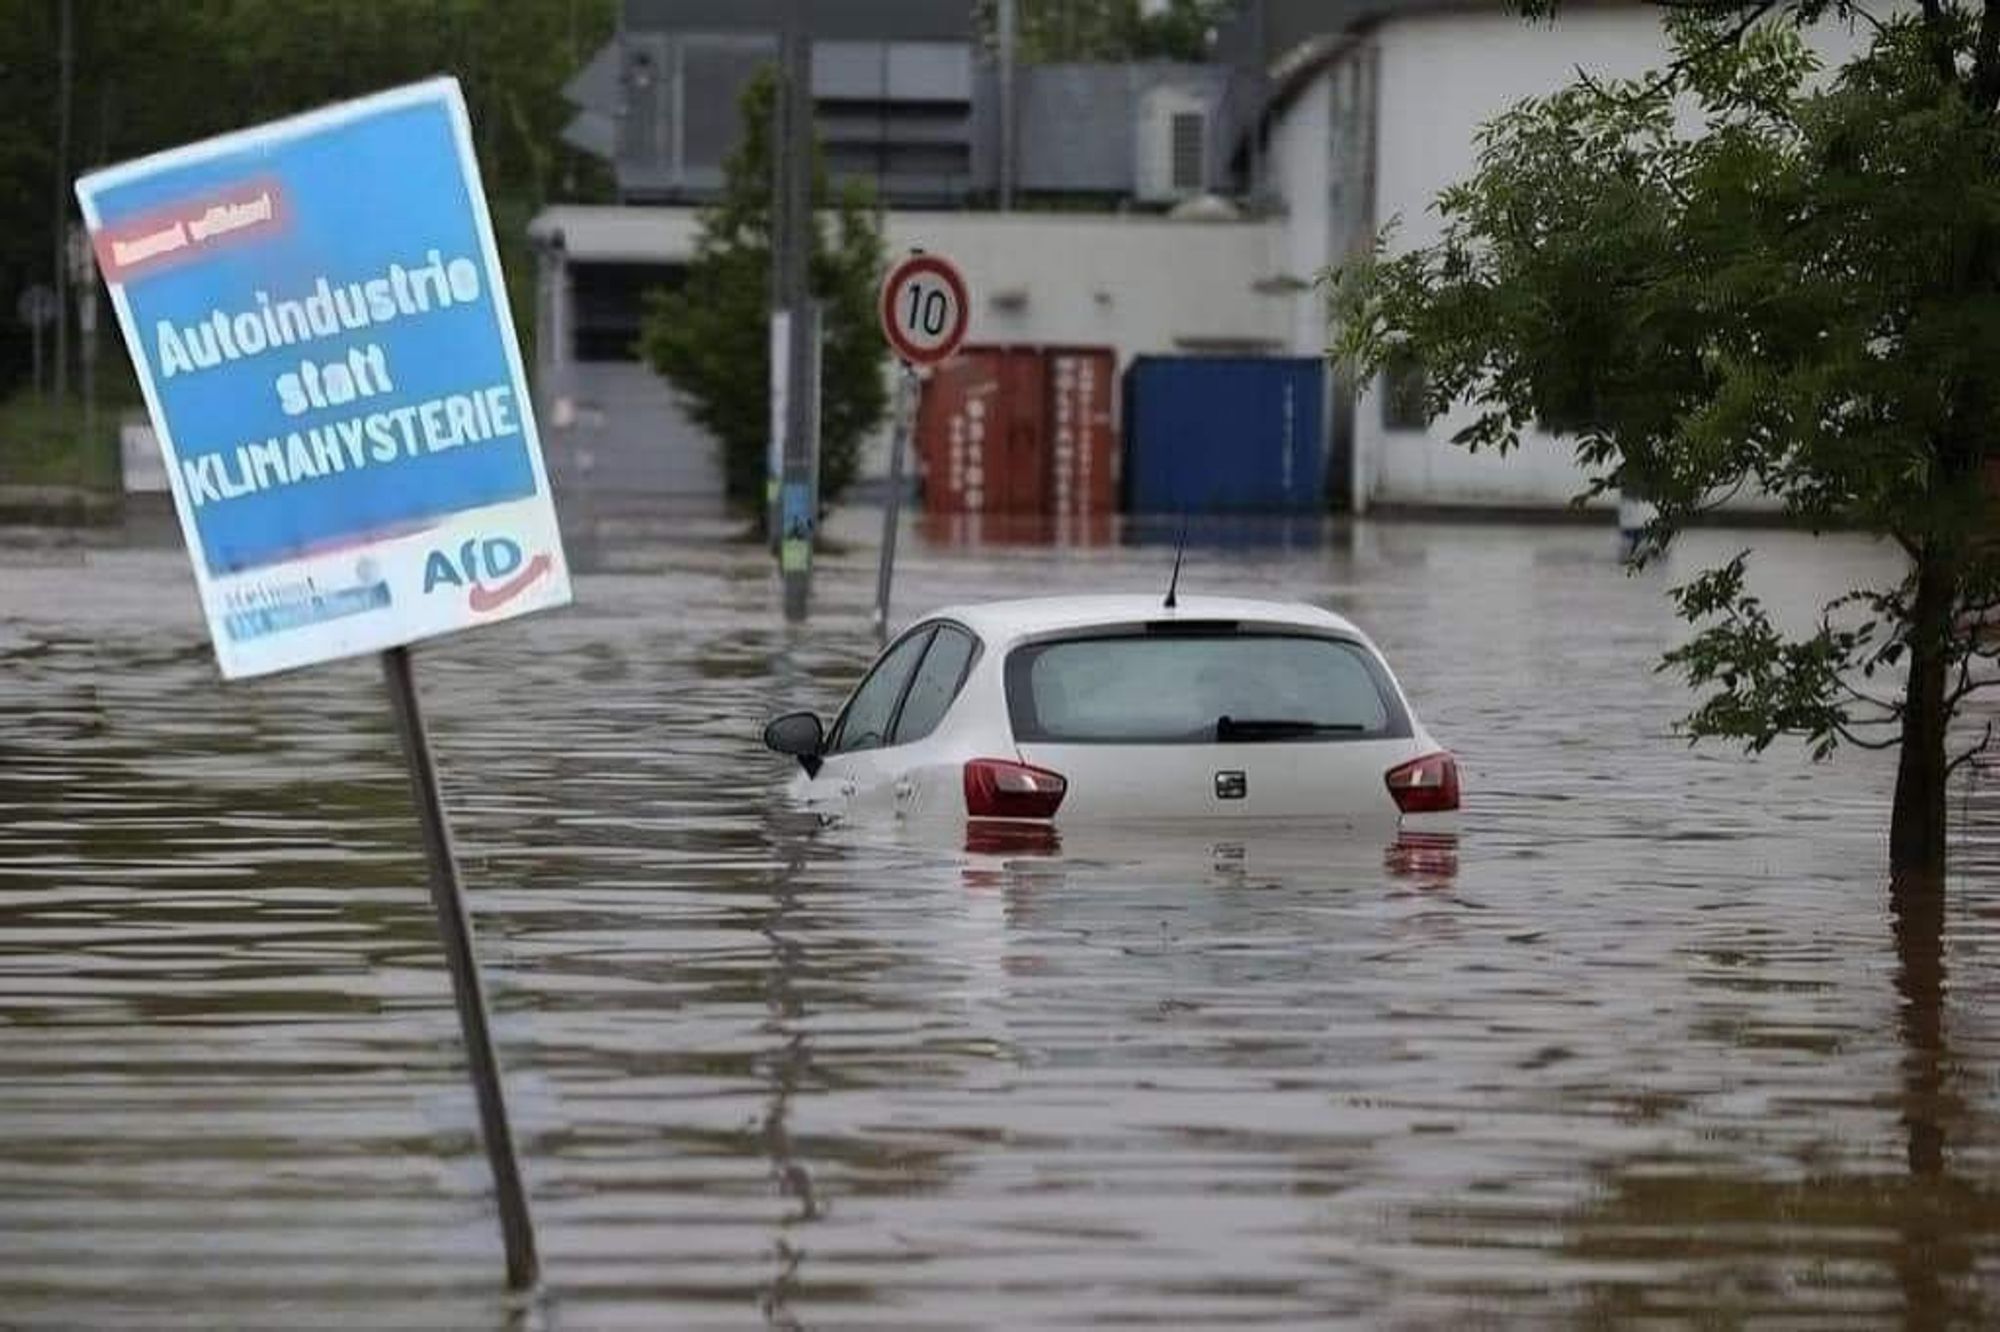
left=1123, top=357, right=1327, bottom=514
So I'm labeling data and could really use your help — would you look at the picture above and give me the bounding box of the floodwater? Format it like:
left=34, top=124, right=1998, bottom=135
left=3, top=511, right=1999, bottom=1330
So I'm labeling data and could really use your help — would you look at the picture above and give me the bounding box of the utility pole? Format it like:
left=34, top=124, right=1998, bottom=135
left=53, top=0, right=74, bottom=400
left=767, top=17, right=789, bottom=554
left=775, top=0, right=818, bottom=621
left=998, top=0, right=1016, bottom=211
left=70, top=229, right=96, bottom=453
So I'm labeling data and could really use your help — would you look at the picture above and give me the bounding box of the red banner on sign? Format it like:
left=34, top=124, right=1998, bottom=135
left=93, top=176, right=292, bottom=284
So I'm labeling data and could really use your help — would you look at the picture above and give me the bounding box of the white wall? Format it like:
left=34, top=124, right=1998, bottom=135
left=536, top=203, right=1292, bottom=365
left=1336, top=9, right=1863, bottom=512
left=535, top=204, right=1299, bottom=483
left=895, top=211, right=1287, bottom=364
left=1359, top=10, right=1674, bottom=510
left=878, top=213, right=1296, bottom=478
left=1266, top=73, right=1333, bottom=358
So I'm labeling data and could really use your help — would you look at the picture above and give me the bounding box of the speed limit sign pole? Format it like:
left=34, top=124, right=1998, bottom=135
left=874, top=250, right=970, bottom=642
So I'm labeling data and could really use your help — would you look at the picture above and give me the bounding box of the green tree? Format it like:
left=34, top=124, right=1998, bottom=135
left=0, top=0, right=615, bottom=401
left=638, top=67, right=889, bottom=519
left=1333, top=5, right=2000, bottom=882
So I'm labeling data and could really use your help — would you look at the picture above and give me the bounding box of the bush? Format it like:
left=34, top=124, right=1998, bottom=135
left=0, top=394, right=122, bottom=490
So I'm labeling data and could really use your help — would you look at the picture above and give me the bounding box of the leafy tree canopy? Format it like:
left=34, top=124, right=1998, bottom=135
left=1333, top=3, right=2000, bottom=877
left=0, top=0, right=615, bottom=398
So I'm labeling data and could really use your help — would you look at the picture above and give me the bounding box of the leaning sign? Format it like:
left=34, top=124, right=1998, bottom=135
left=76, top=78, right=569, bottom=678
left=76, top=80, right=557, bottom=1292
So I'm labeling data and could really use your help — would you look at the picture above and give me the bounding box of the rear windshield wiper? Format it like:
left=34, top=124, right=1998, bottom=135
left=1216, top=716, right=1369, bottom=741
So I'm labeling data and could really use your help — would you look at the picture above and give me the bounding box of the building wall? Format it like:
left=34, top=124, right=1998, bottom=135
left=533, top=211, right=720, bottom=511
left=893, top=211, right=1284, bottom=360
left=1356, top=8, right=1675, bottom=511
left=530, top=205, right=1296, bottom=501
left=1331, top=7, right=1868, bottom=513
left=1266, top=71, right=1331, bottom=358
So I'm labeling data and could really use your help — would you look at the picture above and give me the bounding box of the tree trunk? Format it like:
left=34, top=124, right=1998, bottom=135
left=1891, top=556, right=1954, bottom=880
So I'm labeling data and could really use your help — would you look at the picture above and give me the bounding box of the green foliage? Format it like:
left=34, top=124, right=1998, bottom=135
left=638, top=67, right=889, bottom=517
left=1332, top=5, right=2000, bottom=866
left=0, top=391, right=119, bottom=489
left=976, top=0, right=1232, bottom=63
left=0, top=0, right=616, bottom=397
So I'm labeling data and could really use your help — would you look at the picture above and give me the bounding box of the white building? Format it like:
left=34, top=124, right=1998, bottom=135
left=1245, top=0, right=1865, bottom=513
left=528, top=205, right=1296, bottom=509
left=533, top=0, right=1856, bottom=514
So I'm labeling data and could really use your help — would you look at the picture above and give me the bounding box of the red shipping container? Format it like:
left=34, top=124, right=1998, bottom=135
left=917, top=510, right=1116, bottom=548
left=1046, top=348, right=1117, bottom=519
left=917, top=348, right=1043, bottom=515
left=916, top=345, right=1117, bottom=519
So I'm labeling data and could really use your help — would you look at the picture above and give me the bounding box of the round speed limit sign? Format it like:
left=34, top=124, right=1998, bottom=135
left=880, top=251, right=970, bottom=367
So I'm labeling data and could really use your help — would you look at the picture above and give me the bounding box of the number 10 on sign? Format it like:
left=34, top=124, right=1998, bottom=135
left=880, top=251, right=969, bottom=368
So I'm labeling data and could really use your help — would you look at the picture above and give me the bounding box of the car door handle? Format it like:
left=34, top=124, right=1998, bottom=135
left=893, top=779, right=915, bottom=800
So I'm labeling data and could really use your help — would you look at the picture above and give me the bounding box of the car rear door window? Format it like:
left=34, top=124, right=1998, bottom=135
left=1006, top=631, right=1410, bottom=743
left=828, top=627, right=934, bottom=754
left=891, top=625, right=979, bottom=745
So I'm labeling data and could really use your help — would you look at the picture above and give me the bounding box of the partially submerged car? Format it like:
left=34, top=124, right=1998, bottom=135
left=763, top=595, right=1459, bottom=825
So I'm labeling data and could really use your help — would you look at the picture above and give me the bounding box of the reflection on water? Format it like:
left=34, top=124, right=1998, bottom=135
left=3, top=514, right=1999, bottom=1327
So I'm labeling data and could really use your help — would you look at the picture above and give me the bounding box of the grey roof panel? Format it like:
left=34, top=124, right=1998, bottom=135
left=564, top=40, right=623, bottom=113
left=1014, top=63, right=1225, bottom=193
left=623, top=0, right=972, bottom=41
left=562, top=110, right=617, bottom=159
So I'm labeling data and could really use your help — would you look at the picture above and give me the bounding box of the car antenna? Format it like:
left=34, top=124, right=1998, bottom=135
left=1163, top=515, right=1187, bottom=610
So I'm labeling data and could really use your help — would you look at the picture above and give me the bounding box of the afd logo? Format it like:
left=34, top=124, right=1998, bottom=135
left=423, top=535, right=552, bottom=613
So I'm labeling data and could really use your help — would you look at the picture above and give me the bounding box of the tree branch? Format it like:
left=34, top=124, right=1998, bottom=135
left=1947, top=674, right=2000, bottom=707
left=1837, top=678, right=1905, bottom=715
left=1578, top=0, right=1781, bottom=106
left=1947, top=719, right=1997, bottom=775
left=1974, top=0, right=2000, bottom=110
left=1951, top=640, right=1975, bottom=708
left=1845, top=3, right=1887, bottom=38
left=1692, top=476, right=1751, bottom=515
left=1915, top=0, right=1956, bottom=85
left=1834, top=718, right=1904, bottom=750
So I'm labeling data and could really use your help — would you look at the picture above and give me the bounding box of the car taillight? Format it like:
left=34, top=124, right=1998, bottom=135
left=1385, top=751, right=1460, bottom=814
left=964, top=759, right=1068, bottom=819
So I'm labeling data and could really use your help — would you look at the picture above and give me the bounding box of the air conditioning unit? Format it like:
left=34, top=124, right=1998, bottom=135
left=1135, top=86, right=1209, bottom=204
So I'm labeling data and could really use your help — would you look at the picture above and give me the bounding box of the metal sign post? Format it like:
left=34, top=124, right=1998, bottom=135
left=76, top=80, right=571, bottom=1293
left=874, top=250, right=970, bottom=640
left=382, top=645, right=539, bottom=1290
left=871, top=364, right=922, bottom=643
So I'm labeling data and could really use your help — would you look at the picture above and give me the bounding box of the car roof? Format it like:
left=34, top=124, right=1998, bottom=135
left=915, top=594, right=1367, bottom=644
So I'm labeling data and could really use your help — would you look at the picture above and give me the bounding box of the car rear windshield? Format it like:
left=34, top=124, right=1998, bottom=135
left=1004, top=629, right=1412, bottom=744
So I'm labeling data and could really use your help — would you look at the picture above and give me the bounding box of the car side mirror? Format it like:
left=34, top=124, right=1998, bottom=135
left=762, top=711, right=825, bottom=777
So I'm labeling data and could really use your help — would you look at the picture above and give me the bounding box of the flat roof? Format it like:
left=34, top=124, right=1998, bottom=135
left=528, top=203, right=1273, bottom=264
left=622, top=0, right=972, bottom=41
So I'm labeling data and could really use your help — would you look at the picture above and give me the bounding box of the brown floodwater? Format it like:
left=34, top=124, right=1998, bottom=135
left=3, top=511, right=1998, bottom=1329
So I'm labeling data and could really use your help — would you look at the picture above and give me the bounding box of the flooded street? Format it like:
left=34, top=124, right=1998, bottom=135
left=4, top=514, right=1999, bottom=1329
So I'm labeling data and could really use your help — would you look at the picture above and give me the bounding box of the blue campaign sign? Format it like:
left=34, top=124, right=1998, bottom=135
left=76, top=79, right=570, bottom=679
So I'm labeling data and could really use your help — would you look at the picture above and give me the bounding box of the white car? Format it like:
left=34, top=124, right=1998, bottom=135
left=763, top=594, right=1459, bottom=826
